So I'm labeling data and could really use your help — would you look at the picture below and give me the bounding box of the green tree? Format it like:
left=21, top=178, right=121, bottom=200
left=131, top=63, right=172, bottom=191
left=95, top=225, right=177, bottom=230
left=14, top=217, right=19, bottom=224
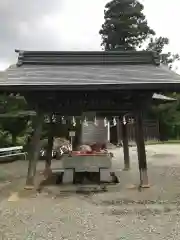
left=99, top=0, right=155, bottom=50
left=0, top=94, right=30, bottom=145
left=146, top=36, right=180, bottom=68
left=0, top=117, right=29, bottom=145
left=149, top=93, right=180, bottom=140
left=145, top=36, right=180, bottom=140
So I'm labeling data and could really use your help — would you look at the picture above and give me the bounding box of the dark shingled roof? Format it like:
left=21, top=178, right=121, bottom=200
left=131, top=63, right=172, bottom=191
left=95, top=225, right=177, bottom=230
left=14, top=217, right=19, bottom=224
left=16, top=50, right=160, bottom=66
left=3, top=50, right=180, bottom=91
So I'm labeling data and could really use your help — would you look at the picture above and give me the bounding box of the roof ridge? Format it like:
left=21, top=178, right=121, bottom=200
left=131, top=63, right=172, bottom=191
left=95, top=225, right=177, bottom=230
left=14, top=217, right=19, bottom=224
left=16, top=50, right=24, bottom=67
left=15, top=50, right=160, bottom=66
left=151, top=51, right=160, bottom=66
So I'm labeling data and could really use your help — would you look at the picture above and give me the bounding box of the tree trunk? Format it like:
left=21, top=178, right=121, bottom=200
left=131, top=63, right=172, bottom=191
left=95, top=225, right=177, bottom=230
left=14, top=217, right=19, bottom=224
left=121, top=122, right=130, bottom=170
left=135, top=110, right=149, bottom=188
left=25, top=112, right=43, bottom=188
left=12, top=134, right=17, bottom=146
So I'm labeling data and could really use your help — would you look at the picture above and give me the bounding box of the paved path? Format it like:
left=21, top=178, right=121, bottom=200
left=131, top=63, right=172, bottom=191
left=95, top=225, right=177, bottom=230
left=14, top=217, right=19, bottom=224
left=0, top=144, right=180, bottom=239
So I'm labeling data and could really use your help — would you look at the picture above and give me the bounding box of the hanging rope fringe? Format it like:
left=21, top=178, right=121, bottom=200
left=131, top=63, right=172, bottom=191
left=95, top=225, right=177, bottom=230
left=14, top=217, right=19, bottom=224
left=48, top=116, right=120, bottom=126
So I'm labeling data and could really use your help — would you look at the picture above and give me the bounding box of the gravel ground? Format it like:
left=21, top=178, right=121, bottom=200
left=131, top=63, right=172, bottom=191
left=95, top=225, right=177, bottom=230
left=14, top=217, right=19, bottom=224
left=0, top=144, right=180, bottom=239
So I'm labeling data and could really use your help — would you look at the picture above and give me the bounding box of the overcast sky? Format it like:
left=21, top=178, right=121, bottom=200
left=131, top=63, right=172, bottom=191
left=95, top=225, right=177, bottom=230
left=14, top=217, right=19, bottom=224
left=0, top=0, right=180, bottom=72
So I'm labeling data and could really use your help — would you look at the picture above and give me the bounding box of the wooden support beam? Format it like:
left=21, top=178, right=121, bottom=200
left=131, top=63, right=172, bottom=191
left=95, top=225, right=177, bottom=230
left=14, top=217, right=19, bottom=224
left=45, top=130, right=54, bottom=168
left=44, top=114, right=54, bottom=179
left=121, top=120, right=130, bottom=171
left=25, top=112, right=43, bottom=189
left=135, top=110, right=149, bottom=188
left=116, top=117, right=121, bottom=146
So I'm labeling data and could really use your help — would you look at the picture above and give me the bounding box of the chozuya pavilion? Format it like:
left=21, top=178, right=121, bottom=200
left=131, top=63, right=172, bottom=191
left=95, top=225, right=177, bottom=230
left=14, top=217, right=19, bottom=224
left=2, top=50, right=180, bottom=189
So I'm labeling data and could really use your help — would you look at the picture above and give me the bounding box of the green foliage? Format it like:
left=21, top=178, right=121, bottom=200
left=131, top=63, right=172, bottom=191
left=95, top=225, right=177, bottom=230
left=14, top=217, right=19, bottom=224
left=149, top=93, right=180, bottom=140
left=146, top=36, right=180, bottom=68
left=145, top=37, right=180, bottom=139
left=0, top=130, right=12, bottom=147
left=1, top=117, right=29, bottom=145
left=0, top=94, right=27, bottom=113
left=0, top=94, right=31, bottom=146
left=146, top=37, right=169, bottom=54
left=100, top=0, right=180, bottom=140
left=99, top=0, right=155, bottom=50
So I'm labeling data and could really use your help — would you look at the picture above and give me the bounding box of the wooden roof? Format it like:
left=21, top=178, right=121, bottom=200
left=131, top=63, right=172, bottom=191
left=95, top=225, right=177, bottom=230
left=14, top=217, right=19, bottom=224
left=152, top=93, right=176, bottom=101
left=16, top=50, right=160, bottom=66
left=2, top=50, right=180, bottom=92
left=0, top=92, right=173, bottom=118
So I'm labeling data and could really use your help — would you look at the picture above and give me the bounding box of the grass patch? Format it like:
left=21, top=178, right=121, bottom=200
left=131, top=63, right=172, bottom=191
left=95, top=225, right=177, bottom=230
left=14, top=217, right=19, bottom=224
left=145, top=140, right=180, bottom=145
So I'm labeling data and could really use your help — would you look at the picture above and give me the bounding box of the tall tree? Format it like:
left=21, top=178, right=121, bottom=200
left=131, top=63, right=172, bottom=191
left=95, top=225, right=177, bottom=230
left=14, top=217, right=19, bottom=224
left=99, top=0, right=155, bottom=50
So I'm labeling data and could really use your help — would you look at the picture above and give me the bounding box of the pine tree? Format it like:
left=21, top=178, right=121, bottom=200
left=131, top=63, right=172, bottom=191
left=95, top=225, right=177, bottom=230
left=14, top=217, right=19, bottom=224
left=100, top=0, right=155, bottom=50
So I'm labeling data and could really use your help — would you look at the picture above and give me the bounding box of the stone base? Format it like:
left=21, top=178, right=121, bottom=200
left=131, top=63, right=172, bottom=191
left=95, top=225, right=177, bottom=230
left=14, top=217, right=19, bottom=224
left=63, top=169, right=74, bottom=184
left=110, top=172, right=120, bottom=183
left=100, top=169, right=112, bottom=182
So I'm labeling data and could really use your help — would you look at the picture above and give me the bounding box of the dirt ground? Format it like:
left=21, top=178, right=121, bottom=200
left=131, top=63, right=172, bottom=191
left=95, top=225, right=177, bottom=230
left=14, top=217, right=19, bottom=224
left=0, top=144, right=180, bottom=239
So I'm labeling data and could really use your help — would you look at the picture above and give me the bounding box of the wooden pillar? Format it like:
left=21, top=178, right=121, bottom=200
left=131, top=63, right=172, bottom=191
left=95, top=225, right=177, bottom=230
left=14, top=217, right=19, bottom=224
left=45, top=131, right=54, bottom=168
left=121, top=119, right=130, bottom=171
left=107, top=121, right=110, bottom=142
left=44, top=114, right=54, bottom=178
left=116, top=117, right=121, bottom=146
left=135, top=110, right=149, bottom=188
left=25, top=112, right=43, bottom=189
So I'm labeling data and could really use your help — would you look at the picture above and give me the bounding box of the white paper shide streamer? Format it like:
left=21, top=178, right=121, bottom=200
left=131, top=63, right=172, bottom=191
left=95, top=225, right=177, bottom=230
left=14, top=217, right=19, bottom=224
left=129, top=117, right=134, bottom=124
left=52, top=114, right=56, bottom=123
left=104, top=117, right=108, bottom=127
left=61, top=116, right=66, bottom=125
left=123, top=116, right=126, bottom=125
left=83, top=116, right=88, bottom=126
left=72, top=116, right=76, bottom=127
left=113, top=117, right=117, bottom=126
left=94, top=116, right=98, bottom=126
left=44, top=115, right=50, bottom=123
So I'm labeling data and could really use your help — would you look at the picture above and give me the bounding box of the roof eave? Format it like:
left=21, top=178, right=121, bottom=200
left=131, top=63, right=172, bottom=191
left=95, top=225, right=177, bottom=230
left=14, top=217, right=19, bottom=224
left=152, top=93, right=177, bottom=102
left=0, top=83, right=180, bottom=92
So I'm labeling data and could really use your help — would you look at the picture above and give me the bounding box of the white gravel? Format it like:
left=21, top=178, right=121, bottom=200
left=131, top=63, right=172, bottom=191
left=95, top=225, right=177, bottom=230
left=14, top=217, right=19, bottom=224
left=0, top=144, right=180, bottom=239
